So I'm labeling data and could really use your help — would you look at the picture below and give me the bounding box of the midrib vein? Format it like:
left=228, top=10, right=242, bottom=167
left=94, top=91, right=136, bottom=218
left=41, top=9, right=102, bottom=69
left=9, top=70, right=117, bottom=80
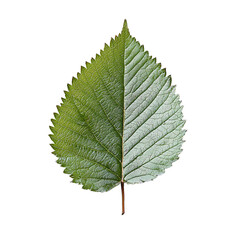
left=121, top=36, right=126, bottom=183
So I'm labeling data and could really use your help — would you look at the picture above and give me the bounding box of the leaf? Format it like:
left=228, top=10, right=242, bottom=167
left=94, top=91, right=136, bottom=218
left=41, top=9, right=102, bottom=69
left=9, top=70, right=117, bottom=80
left=49, top=20, right=186, bottom=214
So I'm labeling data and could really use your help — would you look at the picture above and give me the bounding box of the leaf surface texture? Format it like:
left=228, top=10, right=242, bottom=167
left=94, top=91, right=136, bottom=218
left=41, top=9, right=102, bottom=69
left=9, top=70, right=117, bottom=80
left=50, top=21, right=185, bottom=192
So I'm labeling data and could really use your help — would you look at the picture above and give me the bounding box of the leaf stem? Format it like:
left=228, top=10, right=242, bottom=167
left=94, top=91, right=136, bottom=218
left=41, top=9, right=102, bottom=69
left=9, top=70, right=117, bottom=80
left=121, top=181, right=125, bottom=215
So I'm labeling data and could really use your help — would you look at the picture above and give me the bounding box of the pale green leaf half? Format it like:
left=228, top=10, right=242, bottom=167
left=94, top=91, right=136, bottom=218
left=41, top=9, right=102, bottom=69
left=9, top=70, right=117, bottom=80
left=50, top=20, right=185, bottom=192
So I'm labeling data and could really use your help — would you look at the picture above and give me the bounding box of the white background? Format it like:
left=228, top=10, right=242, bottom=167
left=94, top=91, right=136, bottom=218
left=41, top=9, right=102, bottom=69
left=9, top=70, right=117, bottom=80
left=1, top=0, right=244, bottom=239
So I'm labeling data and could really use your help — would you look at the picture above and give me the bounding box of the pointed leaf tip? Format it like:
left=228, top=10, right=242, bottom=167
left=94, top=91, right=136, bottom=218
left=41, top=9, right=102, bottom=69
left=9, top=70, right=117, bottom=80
left=122, top=19, right=130, bottom=36
left=123, top=19, right=128, bottom=28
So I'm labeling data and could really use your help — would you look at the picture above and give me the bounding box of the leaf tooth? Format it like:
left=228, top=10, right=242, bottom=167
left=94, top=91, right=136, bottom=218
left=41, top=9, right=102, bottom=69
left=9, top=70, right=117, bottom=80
left=56, top=159, right=63, bottom=165
left=180, top=100, right=184, bottom=107
left=50, top=143, right=55, bottom=149
left=60, top=162, right=67, bottom=168
left=77, top=72, right=81, bottom=80
left=147, top=55, right=153, bottom=61
left=80, top=66, right=86, bottom=74
left=49, top=134, right=55, bottom=142
left=67, top=83, right=72, bottom=91
left=162, top=68, right=166, bottom=75
left=170, top=86, right=176, bottom=96
left=182, top=119, right=186, bottom=127
left=177, top=99, right=182, bottom=106
left=95, top=53, right=100, bottom=60
left=51, top=118, right=56, bottom=126
left=155, top=62, right=161, bottom=71
left=56, top=105, right=61, bottom=114
left=110, top=37, right=115, bottom=45
left=163, top=75, right=172, bottom=89
left=90, top=57, right=95, bottom=63
left=144, top=50, right=149, bottom=57
left=61, top=97, right=66, bottom=104
left=53, top=112, right=59, bottom=119
left=168, top=75, right=172, bottom=85
left=64, top=91, right=70, bottom=99
left=64, top=168, right=72, bottom=174
left=49, top=126, right=56, bottom=134
left=183, top=131, right=187, bottom=139
left=152, top=57, right=157, bottom=64
left=51, top=148, right=58, bottom=154
left=72, top=77, right=77, bottom=85
left=85, top=61, right=91, bottom=68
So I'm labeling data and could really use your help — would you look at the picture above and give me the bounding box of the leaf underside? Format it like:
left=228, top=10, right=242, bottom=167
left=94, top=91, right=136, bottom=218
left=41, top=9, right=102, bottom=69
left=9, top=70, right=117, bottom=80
left=50, top=20, right=185, bottom=192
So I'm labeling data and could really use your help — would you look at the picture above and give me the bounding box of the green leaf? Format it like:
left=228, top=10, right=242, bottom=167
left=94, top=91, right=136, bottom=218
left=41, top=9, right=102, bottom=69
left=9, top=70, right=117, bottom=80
left=50, top=20, right=185, bottom=213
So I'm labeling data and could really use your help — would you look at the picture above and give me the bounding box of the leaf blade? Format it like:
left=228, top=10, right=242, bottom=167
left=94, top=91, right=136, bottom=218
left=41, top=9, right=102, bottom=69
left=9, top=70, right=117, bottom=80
left=50, top=20, right=185, bottom=192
